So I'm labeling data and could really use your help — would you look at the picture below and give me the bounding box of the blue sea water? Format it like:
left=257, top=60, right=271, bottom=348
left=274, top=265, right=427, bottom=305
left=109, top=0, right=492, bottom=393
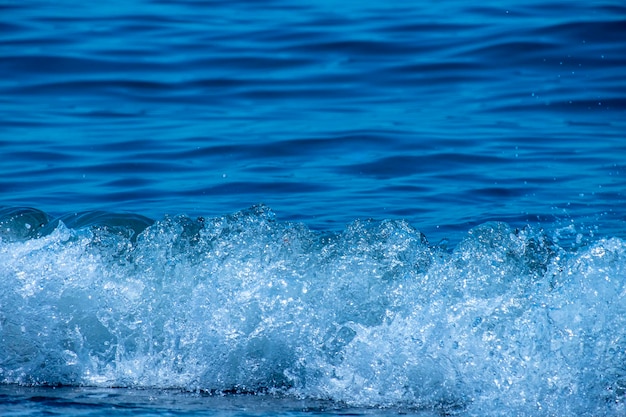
left=1, top=0, right=626, bottom=416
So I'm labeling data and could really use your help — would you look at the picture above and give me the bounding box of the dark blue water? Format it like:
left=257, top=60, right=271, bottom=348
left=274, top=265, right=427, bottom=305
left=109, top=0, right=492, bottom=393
left=1, top=1, right=626, bottom=416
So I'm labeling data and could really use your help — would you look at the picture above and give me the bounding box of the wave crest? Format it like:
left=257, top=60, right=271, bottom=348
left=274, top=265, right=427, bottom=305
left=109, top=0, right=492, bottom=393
left=1, top=205, right=625, bottom=415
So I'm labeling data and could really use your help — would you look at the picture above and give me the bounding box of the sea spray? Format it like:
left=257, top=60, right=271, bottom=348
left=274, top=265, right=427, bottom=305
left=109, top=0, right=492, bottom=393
left=1, top=205, right=625, bottom=416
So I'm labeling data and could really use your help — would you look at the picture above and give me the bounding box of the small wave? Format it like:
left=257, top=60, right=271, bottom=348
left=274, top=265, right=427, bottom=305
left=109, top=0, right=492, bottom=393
left=0, top=207, right=153, bottom=243
left=1, top=205, right=625, bottom=415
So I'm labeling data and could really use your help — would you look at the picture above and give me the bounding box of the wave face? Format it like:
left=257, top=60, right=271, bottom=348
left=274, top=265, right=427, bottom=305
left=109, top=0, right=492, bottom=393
left=1, top=205, right=626, bottom=415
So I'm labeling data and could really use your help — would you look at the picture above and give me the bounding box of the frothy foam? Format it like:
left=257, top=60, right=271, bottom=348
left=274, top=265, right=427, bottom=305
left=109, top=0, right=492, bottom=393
left=1, top=205, right=625, bottom=415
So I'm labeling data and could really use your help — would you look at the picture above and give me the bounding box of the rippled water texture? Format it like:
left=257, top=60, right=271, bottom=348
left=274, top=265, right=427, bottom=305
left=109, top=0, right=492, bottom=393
left=1, top=0, right=625, bottom=236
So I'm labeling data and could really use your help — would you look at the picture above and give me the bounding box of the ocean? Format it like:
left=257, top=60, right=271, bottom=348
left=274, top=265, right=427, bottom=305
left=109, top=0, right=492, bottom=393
left=1, top=0, right=625, bottom=415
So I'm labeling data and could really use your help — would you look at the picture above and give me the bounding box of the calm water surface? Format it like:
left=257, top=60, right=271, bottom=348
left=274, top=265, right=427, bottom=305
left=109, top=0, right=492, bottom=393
left=2, top=0, right=624, bottom=236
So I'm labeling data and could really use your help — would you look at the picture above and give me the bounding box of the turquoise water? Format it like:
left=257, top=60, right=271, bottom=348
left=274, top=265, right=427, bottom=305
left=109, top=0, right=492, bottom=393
left=1, top=0, right=626, bottom=416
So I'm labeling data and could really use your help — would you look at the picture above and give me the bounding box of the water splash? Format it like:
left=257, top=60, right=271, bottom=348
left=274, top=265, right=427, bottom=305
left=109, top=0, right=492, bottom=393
left=1, top=205, right=625, bottom=416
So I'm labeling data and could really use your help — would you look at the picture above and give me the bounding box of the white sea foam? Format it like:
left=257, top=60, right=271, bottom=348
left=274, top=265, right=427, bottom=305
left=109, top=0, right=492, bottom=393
left=1, top=205, right=625, bottom=416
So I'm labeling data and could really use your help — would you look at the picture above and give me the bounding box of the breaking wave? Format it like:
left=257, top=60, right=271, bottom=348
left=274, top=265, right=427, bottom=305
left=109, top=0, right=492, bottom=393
left=1, top=205, right=625, bottom=416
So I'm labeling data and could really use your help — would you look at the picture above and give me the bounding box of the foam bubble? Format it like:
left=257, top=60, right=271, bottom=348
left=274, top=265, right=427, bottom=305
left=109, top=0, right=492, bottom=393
left=1, top=205, right=625, bottom=415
